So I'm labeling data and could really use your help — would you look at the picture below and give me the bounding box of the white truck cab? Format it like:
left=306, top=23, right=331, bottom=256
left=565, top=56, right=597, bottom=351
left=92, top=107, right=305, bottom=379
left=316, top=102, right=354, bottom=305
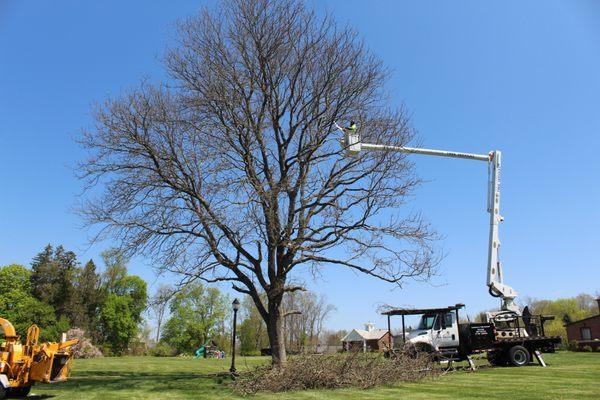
left=383, top=305, right=465, bottom=354
left=407, top=311, right=460, bottom=351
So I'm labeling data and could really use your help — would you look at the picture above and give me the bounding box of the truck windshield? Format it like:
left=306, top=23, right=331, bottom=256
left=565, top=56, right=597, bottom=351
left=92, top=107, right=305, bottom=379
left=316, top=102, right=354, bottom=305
left=418, top=314, right=436, bottom=330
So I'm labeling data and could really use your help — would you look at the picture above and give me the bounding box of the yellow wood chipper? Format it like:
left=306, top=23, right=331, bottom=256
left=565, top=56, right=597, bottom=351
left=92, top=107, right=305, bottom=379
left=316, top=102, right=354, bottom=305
left=0, top=317, right=78, bottom=399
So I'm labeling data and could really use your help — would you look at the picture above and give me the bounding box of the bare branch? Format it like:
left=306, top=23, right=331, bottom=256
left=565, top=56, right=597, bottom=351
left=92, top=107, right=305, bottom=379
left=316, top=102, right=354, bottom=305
left=78, top=0, right=438, bottom=367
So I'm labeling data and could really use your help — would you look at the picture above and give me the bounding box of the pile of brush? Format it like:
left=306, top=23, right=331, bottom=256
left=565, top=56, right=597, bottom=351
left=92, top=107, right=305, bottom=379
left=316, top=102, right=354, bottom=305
left=233, top=350, right=439, bottom=394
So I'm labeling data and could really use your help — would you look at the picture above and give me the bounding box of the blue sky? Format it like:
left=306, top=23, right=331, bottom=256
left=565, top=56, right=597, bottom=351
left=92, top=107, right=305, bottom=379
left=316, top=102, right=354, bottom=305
left=1, top=0, right=598, bottom=331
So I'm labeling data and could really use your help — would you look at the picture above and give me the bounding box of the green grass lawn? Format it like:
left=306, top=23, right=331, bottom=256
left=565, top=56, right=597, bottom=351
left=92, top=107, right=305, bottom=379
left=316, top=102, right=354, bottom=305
left=33, top=352, right=598, bottom=399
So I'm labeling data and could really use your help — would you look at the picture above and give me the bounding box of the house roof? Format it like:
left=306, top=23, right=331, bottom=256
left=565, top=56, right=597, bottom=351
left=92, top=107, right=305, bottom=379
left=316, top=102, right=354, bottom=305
left=564, top=314, right=600, bottom=326
left=341, top=328, right=389, bottom=342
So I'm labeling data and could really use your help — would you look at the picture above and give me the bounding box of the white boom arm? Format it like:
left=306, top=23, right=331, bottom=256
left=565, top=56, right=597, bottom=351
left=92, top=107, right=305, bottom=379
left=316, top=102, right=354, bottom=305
left=339, top=123, right=519, bottom=313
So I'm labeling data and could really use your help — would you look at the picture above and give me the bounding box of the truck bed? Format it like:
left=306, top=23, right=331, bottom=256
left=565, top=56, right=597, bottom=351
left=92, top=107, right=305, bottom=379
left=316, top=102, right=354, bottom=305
left=458, top=323, right=562, bottom=354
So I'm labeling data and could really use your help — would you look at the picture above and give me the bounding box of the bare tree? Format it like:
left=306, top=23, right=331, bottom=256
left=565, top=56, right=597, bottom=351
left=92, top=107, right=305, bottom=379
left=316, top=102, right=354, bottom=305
left=149, top=284, right=174, bottom=343
left=575, top=293, right=596, bottom=311
left=283, top=290, right=335, bottom=352
left=323, top=329, right=348, bottom=346
left=79, top=0, right=437, bottom=367
left=312, top=295, right=336, bottom=348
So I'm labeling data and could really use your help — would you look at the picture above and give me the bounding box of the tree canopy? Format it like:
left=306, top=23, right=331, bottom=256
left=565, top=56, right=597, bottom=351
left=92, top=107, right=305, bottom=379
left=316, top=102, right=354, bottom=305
left=99, top=293, right=139, bottom=355
left=79, top=0, right=437, bottom=366
left=527, top=294, right=598, bottom=341
left=0, top=263, right=67, bottom=341
left=161, top=283, right=230, bottom=354
left=0, top=245, right=148, bottom=356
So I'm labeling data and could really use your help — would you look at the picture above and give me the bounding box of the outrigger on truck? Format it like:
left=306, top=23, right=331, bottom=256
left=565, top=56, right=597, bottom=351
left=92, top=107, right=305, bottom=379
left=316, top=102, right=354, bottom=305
left=382, top=304, right=561, bottom=368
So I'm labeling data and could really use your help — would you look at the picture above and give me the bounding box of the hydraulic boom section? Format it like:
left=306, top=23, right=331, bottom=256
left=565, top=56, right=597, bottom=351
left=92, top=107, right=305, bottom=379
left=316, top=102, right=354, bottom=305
left=485, top=151, right=518, bottom=312
left=339, top=123, right=519, bottom=313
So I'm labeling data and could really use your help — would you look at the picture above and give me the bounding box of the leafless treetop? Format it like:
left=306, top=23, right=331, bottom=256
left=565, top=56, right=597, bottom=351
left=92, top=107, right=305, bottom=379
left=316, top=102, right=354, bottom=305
left=78, top=0, right=437, bottom=364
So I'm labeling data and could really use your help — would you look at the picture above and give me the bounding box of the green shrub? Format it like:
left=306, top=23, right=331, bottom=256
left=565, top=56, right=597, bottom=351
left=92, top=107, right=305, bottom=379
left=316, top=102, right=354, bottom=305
left=567, top=341, right=579, bottom=352
left=151, top=342, right=178, bottom=357
left=128, top=344, right=148, bottom=356
left=581, top=345, right=593, bottom=352
left=241, top=350, right=262, bottom=357
left=127, top=338, right=149, bottom=356
left=101, top=345, right=113, bottom=357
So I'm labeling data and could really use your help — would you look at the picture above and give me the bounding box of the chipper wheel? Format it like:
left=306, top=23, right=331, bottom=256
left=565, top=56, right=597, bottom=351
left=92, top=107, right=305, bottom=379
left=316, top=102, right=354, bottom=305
left=9, top=385, right=32, bottom=398
left=508, top=345, right=530, bottom=367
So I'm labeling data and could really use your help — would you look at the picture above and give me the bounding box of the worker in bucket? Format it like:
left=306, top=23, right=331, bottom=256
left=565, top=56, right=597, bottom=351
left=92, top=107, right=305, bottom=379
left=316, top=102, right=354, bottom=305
left=346, top=120, right=357, bottom=133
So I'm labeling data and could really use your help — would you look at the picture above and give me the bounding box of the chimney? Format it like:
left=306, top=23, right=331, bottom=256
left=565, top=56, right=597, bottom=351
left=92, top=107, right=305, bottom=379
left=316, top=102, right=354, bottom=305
left=364, top=322, right=375, bottom=332
left=596, top=298, right=600, bottom=315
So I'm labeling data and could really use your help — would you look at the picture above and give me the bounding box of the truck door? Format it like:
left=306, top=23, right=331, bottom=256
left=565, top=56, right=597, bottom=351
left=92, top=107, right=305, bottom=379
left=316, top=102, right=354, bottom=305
left=434, top=312, right=460, bottom=348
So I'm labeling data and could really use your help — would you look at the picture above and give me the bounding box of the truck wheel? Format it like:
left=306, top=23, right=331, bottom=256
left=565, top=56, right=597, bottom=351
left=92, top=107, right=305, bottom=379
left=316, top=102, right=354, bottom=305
left=487, top=350, right=507, bottom=366
left=508, top=345, right=530, bottom=367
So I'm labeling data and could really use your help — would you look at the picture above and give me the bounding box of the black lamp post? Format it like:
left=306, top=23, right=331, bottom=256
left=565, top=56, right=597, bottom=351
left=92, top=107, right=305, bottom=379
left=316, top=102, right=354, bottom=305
left=230, top=298, right=240, bottom=375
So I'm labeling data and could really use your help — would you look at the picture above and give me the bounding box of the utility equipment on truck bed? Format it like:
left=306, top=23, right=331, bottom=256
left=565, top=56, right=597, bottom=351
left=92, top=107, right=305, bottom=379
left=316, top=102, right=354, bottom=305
left=0, top=317, right=78, bottom=399
left=382, top=305, right=561, bottom=367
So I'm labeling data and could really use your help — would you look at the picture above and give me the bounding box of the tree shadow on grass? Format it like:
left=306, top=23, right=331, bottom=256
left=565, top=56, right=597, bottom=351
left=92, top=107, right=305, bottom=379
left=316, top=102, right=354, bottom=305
left=44, top=371, right=234, bottom=396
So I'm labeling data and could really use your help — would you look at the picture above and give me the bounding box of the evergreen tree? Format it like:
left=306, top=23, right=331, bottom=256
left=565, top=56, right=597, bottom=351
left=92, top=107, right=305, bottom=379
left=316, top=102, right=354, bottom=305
left=30, top=244, right=78, bottom=322
left=30, top=244, right=57, bottom=303
left=75, top=260, right=102, bottom=336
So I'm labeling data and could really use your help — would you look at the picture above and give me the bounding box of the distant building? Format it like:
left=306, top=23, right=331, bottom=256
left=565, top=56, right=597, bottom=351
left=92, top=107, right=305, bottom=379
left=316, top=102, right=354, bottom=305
left=564, top=298, right=600, bottom=350
left=341, top=323, right=392, bottom=352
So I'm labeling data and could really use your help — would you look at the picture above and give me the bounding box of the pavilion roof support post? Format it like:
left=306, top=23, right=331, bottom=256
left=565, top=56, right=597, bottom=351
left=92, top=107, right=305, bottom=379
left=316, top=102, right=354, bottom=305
left=387, top=315, right=392, bottom=350
left=401, top=315, right=406, bottom=345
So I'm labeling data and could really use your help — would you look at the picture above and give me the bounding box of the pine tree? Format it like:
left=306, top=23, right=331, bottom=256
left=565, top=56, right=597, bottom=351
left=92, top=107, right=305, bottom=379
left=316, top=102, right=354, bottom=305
left=30, top=244, right=79, bottom=324
left=75, top=260, right=102, bottom=335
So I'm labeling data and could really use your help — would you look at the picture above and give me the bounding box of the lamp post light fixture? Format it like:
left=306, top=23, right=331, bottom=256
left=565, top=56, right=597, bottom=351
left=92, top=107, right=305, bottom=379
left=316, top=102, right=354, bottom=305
left=230, top=298, right=241, bottom=376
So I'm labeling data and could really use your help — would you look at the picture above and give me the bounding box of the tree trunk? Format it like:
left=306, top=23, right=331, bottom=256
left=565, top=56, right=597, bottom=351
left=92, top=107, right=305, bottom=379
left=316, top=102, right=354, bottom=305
left=155, top=319, right=161, bottom=343
left=266, top=299, right=287, bottom=368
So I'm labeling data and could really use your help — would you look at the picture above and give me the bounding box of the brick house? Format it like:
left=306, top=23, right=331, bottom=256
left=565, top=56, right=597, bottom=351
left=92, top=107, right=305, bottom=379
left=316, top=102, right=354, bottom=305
left=564, top=298, right=600, bottom=350
left=341, top=323, right=392, bottom=352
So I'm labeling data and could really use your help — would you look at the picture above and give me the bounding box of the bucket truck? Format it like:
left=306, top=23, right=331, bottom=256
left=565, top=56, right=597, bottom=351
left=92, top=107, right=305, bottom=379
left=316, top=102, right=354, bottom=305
left=338, top=124, right=561, bottom=367
left=339, top=122, right=517, bottom=314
